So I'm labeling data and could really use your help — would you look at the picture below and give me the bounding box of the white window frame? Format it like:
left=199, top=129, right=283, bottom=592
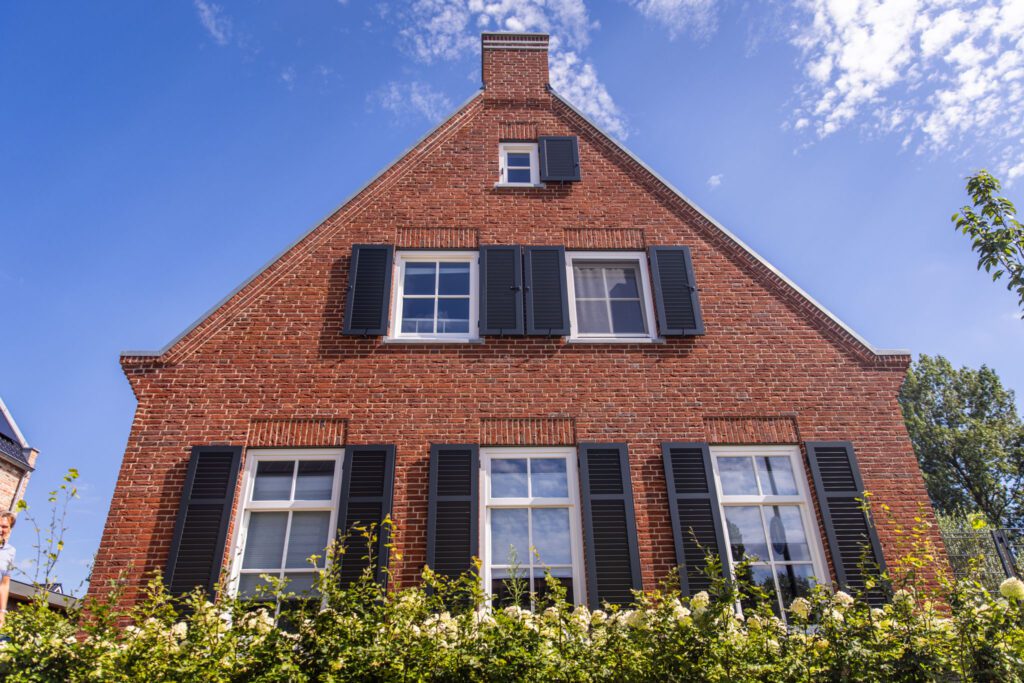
left=497, top=142, right=540, bottom=187
left=227, top=449, right=345, bottom=598
left=388, top=250, right=479, bottom=342
left=479, top=447, right=586, bottom=607
left=709, top=445, right=829, bottom=616
left=565, top=251, right=659, bottom=342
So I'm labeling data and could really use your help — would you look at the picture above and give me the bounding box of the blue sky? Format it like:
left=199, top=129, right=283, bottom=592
left=1, top=1, right=1022, bottom=594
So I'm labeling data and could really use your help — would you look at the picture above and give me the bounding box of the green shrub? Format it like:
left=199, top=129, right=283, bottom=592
left=2, top=527, right=1023, bottom=682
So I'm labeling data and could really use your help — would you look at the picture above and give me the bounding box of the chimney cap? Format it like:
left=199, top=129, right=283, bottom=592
left=481, top=32, right=550, bottom=51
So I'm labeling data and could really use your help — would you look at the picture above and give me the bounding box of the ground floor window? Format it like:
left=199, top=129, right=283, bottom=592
left=230, top=449, right=343, bottom=598
left=480, top=447, right=586, bottom=607
left=710, top=445, right=828, bottom=616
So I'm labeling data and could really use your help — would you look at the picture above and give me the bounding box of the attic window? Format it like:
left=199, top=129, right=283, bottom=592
left=498, top=143, right=539, bottom=186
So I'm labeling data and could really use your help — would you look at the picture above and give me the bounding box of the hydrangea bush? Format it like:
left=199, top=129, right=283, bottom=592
left=2, top=529, right=1023, bottom=682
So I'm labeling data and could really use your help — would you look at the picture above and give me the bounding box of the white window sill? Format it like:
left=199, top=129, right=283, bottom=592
left=566, top=337, right=665, bottom=344
left=493, top=182, right=546, bottom=189
left=382, top=337, right=484, bottom=345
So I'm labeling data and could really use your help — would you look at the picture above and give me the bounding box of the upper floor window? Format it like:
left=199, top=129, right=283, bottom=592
left=481, top=447, right=585, bottom=607
left=711, top=445, right=827, bottom=617
left=498, top=143, right=539, bottom=186
left=230, top=450, right=343, bottom=598
left=390, top=251, right=479, bottom=341
left=565, top=251, right=658, bottom=341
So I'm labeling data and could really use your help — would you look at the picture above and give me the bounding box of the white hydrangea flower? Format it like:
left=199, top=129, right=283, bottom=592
left=833, top=591, right=854, bottom=608
left=893, top=588, right=915, bottom=608
left=170, top=622, right=188, bottom=640
left=828, top=609, right=844, bottom=623
left=671, top=599, right=691, bottom=622
left=690, top=591, right=710, bottom=614
left=1000, top=577, right=1024, bottom=601
left=789, top=597, right=811, bottom=619
left=590, top=609, right=608, bottom=624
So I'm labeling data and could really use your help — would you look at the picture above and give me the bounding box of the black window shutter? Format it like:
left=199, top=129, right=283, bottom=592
left=165, top=446, right=242, bottom=598
left=426, top=445, right=479, bottom=581
left=343, top=244, right=394, bottom=335
left=538, top=136, right=581, bottom=182
left=661, top=443, right=729, bottom=595
left=337, top=445, right=396, bottom=587
left=479, top=245, right=524, bottom=335
left=648, top=246, right=704, bottom=336
left=524, top=246, right=570, bottom=335
left=805, top=441, right=887, bottom=602
left=578, top=443, right=642, bottom=609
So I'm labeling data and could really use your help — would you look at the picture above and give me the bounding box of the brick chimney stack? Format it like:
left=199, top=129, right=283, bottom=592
left=481, top=33, right=549, bottom=100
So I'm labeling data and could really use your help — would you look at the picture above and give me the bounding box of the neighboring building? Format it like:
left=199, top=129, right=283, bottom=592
left=92, top=33, right=941, bottom=613
left=0, top=396, right=37, bottom=511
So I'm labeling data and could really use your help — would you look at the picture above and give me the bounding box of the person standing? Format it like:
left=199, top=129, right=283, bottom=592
left=0, top=512, right=16, bottom=628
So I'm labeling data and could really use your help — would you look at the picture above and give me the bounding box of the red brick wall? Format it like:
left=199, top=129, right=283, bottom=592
left=91, top=37, right=942, bottom=604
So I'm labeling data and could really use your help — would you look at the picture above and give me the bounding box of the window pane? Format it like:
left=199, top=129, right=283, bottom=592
left=534, top=567, right=573, bottom=604
left=508, top=168, right=531, bottom=183
left=605, top=267, right=639, bottom=297
left=401, top=298, right=435, bottom=334
left=295, top=461, right=334, bottom=500
left=404, top=262, right=436, bottom=295
left=531, top=458, right=568, bottom=497
left=253, top=461, right=294, bottom=501
left=438, top=262, right=470, bottom=295
left=238, top=573, right=274, bottom=598
left=576, top=300, right=610, bottom=334
left=507, top=152, right=531, bottom=167
left=756, top=456, right=798, bottom=495
left=283, top=572, right=319, bottom=595
left=718, top=457, right=758, bottom=495
left=491, top=568, right=530, bottom=608
left=491, top=459, right=528, bottom=497
left=491, top=508, right=529, bottom=565
left=285, top=511, right=332, bottom=568
left=242, top=512, right=288, bottom=569
left=738, top=563, right=780, bottom=616
left=766, top=506, right=811, bottom=561
left=610, top=300, right=646, bottom=334
left=573, top=266, right=606, bottom=298
left=437, top=297, right=470, bottom=333
left=724, top=506, right=769, bottom=561
left=532, top=508, right=571, bottom=565
left=777, top=564, right=815, bottom=608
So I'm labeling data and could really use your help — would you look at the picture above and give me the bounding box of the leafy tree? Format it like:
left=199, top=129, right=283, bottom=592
left=900, top=354, right=1024, bottom=528
left=952, top=170, right=1024, bottom=312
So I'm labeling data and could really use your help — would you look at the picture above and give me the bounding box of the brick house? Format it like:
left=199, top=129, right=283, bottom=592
left=92, top=32, right=939, bottom=613
left=0, top=396, right=37, bottom=512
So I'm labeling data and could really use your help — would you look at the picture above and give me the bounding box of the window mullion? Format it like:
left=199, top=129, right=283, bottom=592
left=527, top=505, right=534, bottom=596
left=279, top=509, right=294, bottom=581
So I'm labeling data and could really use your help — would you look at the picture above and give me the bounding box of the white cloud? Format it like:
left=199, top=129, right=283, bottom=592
left=707, top=173, right=724, bottom=188
left=194, top=0, right=232, bottom=46
left=370, top=81, right=455, bottom=123
left=790, top=0, right=1024, bottom=177
left=280, top=67, right=296, bottom=89
left=626, top=0, right=718, bottom=40
left=393, top=0, right=628, bottom=137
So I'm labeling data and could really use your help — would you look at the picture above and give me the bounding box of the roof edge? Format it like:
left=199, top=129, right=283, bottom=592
left=547, top=90, right=909, bottom=360
left=121, top=89, right=486, bottom=360
left=0, top=396, right=29, bottom=448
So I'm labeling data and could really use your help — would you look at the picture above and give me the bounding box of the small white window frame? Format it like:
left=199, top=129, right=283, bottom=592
left=709, top=445, right=829, bottom=616
left=479, top=447, right=587, bottom=607
left=388, top=250, right=480, bottom=342
left=497, top=142, right=540, bottom=187
left=227, top=449, right=345, bottom=598
left=565, top=251, right=659, bottom=342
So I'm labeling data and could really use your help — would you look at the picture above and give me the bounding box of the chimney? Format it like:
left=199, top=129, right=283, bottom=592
left=481, top=33, right=549, bottom=100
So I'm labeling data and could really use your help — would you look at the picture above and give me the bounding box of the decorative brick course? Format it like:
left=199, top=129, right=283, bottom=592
left=480, top=417, right=576, bottom=446
left=395, top=227, right=479, bottom=250
left=247, top=418, right=348, bottom=448
left=704, top=415, right=800, bottom=444
left=94, top=33, right=942, bottom=606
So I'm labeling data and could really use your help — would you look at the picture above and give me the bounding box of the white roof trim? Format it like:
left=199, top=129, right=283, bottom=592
left=0, top=395, right=29, bottom=448
left=547, top=90, right=908, bottom=358
left=121, top=91, right=486, bottom=358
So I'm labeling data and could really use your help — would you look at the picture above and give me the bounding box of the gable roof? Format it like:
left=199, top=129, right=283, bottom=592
left=121, top=76, right=909, bottom=367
